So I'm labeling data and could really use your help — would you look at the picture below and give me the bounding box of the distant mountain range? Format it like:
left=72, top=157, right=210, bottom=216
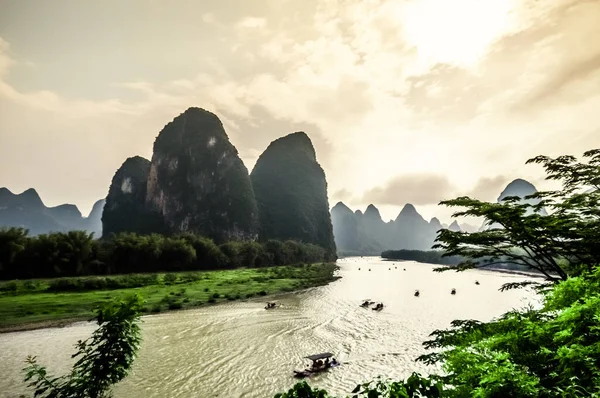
left=0, top=159, right=543, bottom=256
left=331, top=178, right=545, bottom=255
left=331, top=201, right=452, bottom=255
left=0, top=188, right=104, bottom=237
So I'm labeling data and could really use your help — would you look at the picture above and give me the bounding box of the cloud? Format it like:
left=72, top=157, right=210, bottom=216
left=362, top=174, right=455, bottom=206
left=1, top=0, right=599, bottom=219
left=465, top=175, right=509, bottom=201
left=236, top=17, right=267, bottom=29
left=330, top=188, right=354, bottom=204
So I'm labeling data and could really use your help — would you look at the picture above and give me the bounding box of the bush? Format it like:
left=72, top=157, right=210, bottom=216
left=150, top=305, right=162, bottom=313
left=168, top=301, right=183, bottom=310
left=257, top=290, right=267, bottom=296
left=1, top=280, right=18, bottom=293
left=163, top=273, right=177, bottom=284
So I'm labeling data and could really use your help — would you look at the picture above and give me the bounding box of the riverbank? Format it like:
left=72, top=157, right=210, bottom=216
left=381, top=258, right=548, bottom=279
left=0, top=263, right=339, bottom=333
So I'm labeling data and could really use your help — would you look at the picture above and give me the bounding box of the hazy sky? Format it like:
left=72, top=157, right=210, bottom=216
left=1, top=0, right=599, bottom=223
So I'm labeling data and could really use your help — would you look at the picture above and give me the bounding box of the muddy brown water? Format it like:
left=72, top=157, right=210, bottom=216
left=0, top=257, right=538, bottom=398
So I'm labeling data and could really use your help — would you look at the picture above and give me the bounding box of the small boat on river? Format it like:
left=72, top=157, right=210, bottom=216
left=372, top=303, right=384, bottom=311
left=293, top=352, right=340, bottom=378
left=360, top=299, right=374, bottom=308
left=265, top=301, right=279, bottom=310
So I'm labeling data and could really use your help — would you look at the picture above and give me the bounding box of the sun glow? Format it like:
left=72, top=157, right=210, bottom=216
left=402, top=0, right=515, bottom=67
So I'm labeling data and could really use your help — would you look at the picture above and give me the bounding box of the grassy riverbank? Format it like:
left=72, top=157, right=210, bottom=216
left=0, top=263, right=339, bottom=332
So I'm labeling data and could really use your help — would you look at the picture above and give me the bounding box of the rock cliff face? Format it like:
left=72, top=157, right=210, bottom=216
left=102, top=156, right=162, bottom=237
left=0, top=187, right=104, bottom=236
left=251, top=132, right=336, bottom=256
left=145, top=107, right=258, bottom=241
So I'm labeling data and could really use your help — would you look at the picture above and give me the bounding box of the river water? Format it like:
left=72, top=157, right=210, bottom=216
left=0, top=257, right=539, bottom=398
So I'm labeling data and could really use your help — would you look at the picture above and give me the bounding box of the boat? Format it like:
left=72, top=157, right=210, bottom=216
left=265, top=301, right=278, bottom=310
left=360, top=299, right=374, bottom=308
left=372, top=303, right=384, bottom=311
left=293, top=352, right=340, bottom=378
left=451, top=288, right=456, bottom=295
left=414, top=290, right=420, bottom=297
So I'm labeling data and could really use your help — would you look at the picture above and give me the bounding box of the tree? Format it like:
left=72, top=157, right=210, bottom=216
left=23, top=295, right=143, bottom=398
left=433, top=149, right=600, bottom=287
left=416, top=267, right=600, bottom=397
left=0, top=227, right=28, bottom=277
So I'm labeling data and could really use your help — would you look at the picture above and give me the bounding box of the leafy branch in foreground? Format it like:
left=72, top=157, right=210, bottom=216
left=23, top=295, right=143, bottom=398
left=416, top=267, right=600, bottom=397
left=274, top=373, right=444, bottom=398
left=432, top=149, right=600, bottom=285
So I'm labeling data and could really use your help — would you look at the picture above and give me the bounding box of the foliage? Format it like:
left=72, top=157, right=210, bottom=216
left=349, top=374, right=444, bottom=398
left=381, top=250, right=463, bottom=266
left=0, top=226, right=27, bottom=273
left=274, top=381, right=331, bottom=398
left=0, top=229, right=330, bottom=280
left=274, top=373, right=444, bottom=398
left=416, top=267, right=600, bottom=397
left=433, top=149, right=600, bottom=285
left=23, top=295, right=143, bottom=397
left=251, top=132, right=337, bottom=259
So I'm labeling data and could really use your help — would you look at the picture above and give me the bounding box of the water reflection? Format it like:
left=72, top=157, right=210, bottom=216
left=0, top=257, right=538, bottom=398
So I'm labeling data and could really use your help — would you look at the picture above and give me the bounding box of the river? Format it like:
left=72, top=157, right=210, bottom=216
left=0, top=257, right=539, bottom=398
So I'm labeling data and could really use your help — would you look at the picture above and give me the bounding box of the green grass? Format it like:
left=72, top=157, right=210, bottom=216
left=0, top=263, right=339, bottom=331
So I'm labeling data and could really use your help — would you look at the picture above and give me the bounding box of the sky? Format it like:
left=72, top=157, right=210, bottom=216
left=0, top=0, right=599, bottom=224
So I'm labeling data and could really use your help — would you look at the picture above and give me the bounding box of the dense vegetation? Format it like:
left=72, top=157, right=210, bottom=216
left=381, top=250, right=463, bottom=265
left=276, top=149, right=600, bottom=397
left=24, top=295, right=143, bottom=398
left=1, top=263, right=338, bottom=329
left=0, top=228, right=331, bottom=280
left=251, top=132, right=337, bottom=258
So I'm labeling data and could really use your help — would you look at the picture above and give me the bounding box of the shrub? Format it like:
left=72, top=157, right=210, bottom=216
left=1, top=280, right=18, bottom=293
left=163, top=273, right=177, bottom=284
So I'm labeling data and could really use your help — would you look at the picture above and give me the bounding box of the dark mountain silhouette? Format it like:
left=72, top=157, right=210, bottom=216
left=144, top=108, right=258, bottom=241
left=251, top=132, right=336, bottom=257
left=102, top=156, right=163, bottom=237
left=0, top=188, right=104, bottom=236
